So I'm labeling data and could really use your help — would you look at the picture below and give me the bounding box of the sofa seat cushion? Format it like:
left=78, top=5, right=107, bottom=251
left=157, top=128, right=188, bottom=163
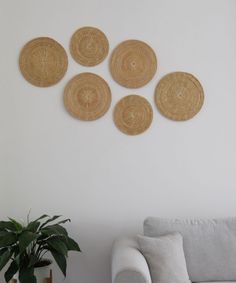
left=144, top=217, right=236, bottom=282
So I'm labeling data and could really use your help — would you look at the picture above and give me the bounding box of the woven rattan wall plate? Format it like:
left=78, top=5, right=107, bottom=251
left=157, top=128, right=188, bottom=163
left=64, top=72, right=111, bottom=121
left=114, top=95, right=153, bottom=135
left=70, top=26, right=109, bottom=66
left=19, top=37, right=68, bottom=87
left=110, top=40, right=157, bottom=88
left=155, top=72, right=204, bottom=121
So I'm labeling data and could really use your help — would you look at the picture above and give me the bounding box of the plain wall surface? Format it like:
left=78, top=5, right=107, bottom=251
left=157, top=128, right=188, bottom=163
left=1, top=0, right=236, bottom=282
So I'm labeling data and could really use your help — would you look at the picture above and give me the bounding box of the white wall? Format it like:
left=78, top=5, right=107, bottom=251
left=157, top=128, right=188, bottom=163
left=1, top=0, right=236, bottom=282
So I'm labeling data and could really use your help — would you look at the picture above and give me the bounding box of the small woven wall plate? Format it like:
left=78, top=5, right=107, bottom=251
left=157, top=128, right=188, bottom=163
left=114, top=95, right=153, bottom=135
left=19, top=37, right=68, bottom=87
left=110, top=40, right=157, bottom=88
left=64, top=72, right=111, bottom=121
left=155, top=72, right=204, bottom=121
left=70, top=26, right=109, bottom=66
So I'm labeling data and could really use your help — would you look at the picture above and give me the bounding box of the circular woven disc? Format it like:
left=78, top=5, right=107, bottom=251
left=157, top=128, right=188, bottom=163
left=114, top=95, right=153, bottom=135
left=19, top=37, right=68, bottom=87
left=64, top=73, right=111, bottom=121
left=110, top=40, right=157, bottom=88
left=155, top=72, right=204, bottom=121
left=70, top=26, right=109, bottom=66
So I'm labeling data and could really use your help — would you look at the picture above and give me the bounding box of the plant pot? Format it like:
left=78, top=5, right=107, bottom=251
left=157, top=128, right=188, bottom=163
left=13, top=260, right=52, bottom=283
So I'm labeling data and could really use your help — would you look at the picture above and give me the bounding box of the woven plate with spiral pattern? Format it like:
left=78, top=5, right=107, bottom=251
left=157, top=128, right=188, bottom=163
left=155, top=72, right=204, bottom=121
left=19, top=37, right=68, bottom=87
left=70, top=26, right=109, bottom=66
left=114, top=95, right=153, bottom=135
left=64, top=72, right=111, bottom=121
left=110, top=40, right=157, bottom=88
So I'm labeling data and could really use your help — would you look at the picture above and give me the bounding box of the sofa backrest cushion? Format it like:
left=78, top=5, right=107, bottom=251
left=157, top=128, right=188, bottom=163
left=144, top=217, right=236, bottom=282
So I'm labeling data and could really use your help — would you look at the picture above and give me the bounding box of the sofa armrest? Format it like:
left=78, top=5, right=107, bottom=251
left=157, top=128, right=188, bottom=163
left=112, top=237, right=152, bottom=283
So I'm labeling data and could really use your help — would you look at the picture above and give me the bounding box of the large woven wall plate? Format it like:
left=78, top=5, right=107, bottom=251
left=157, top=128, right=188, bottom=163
left=155, top=72, right=204, bottom=121
left=114, top=95, right=153, bottom=135
left=64, top=72, right=111, bottom=121
left=70, top=26, right=109, bottom=66
left=110, top=40, right=157, bottom=88
left=19, top=37, right=68, bottom=87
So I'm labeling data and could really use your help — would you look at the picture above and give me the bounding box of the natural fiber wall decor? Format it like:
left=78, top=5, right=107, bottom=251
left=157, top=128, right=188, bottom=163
left=155, top=72, right=204, bottom=121
left=64, top=72, right=111, bottom=121
left=18, top=25, right=205, bottom=135
left=110, top=40, right=157, bottom=88
left=19, top=37, right=68, bottom=87
left=114, top=95, right=153, bottom=135
left=70, top=26, right=109, bottom=66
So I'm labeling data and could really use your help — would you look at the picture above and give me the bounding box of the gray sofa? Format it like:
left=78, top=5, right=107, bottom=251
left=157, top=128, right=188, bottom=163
left=112, top=217, right=236, bottom=283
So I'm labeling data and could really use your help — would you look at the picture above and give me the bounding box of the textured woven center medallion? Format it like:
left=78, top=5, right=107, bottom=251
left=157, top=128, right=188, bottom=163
left=70, top=27, right=109, bottom=66
left=64, top=73, right=111, bottom=121
left=114, top=95, right=153, bottom=135
left=110, top=40, right=157, bottom=88
left=155, top=72, right=204, bottom=121
left=19, top=37, right=68, bottom=87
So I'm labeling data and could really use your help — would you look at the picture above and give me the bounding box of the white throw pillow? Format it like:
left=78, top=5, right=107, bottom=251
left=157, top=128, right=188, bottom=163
left=138, top=232, right=191, bottom=283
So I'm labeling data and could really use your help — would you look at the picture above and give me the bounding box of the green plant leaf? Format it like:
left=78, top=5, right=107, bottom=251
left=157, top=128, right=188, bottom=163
left=0, top=249, right=13, bottom=271
left=50, top=224, right=68, bottom=235
left=27, top=221, right=40, bottom=233
left=4, top=260, right=19, bottom=283
left=14, top=253, right=20, bottom=266
left=40, top=215, right=61, bottom=229
left=56, top=218, right=71, bottom=225
left=19, top=231, right=38, bottom=253
left=8, top=218, right=23, bottom=231
left=0, top=247, right=7, bottom=255
left=28, top=254, right=39, bottom=267
left=19, top=266, right=36, bottom=283
left=0, top=231, right=17, bottom=247
left=37, top=233, right=49, bottom=242
left=34, top=214, right=49, bottom=222
left=47, top=238, right=68, bottom=256
left=66, top=237, right=81, bottom=252
left=42, top=224, right=68, bottom=236
left=41, top=227, right=58, bottom=237
left=50, top=249, right=67, bottom=277
left=0, top=221, right=16, bottom=232
left=11, top=245, right=20, bottom=258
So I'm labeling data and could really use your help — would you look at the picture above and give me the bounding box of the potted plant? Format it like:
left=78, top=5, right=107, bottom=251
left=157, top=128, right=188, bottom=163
left=0, top=214, right=81, bottom=283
